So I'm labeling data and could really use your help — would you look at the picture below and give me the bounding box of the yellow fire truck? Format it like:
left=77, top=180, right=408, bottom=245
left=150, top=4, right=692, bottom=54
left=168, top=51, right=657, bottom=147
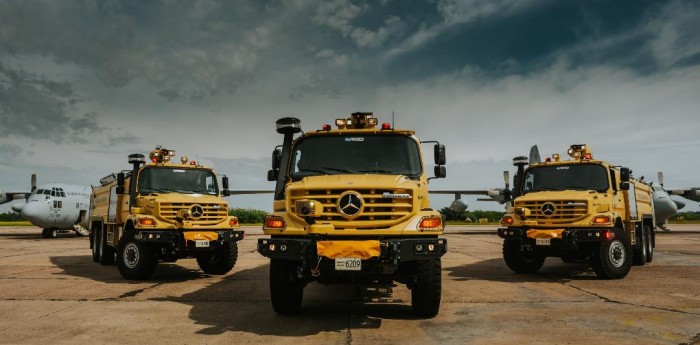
left=258, top=113, right=447, bottom=316
left=89, top=147, right=243, bottom=280
left=498, top=144, right=655, bottom=279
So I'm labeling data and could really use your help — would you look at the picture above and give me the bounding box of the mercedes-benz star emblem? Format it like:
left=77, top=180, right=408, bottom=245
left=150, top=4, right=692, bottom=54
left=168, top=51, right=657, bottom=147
left=190, top=205, right=204, bottom=219
left=337, top=191, right=363, bottom=217
left=541, top=202, right=556, bottom=217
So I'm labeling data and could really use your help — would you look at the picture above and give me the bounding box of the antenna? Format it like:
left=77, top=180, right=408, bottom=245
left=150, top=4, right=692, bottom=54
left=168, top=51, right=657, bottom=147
left=392, top=111, right=395, bottom=129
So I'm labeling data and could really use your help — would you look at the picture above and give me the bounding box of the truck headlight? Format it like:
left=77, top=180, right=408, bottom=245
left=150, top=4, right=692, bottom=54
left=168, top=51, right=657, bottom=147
left=295, top=200, right=323, bottom=217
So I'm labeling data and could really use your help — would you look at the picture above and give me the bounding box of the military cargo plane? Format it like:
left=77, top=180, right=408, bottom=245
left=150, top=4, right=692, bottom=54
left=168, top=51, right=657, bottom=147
left=2, top=174, right=90, bottom=238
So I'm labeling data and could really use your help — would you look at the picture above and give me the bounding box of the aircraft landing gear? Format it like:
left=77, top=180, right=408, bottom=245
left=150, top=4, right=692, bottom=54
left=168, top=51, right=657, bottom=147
left=42, top=228, right=58, bottom=239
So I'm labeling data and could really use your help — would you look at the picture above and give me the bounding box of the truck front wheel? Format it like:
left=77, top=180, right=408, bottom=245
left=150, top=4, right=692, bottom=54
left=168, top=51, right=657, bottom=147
left=411, top=258, right=442, bottom=317
left=117, top=232, right=157, bottom=280
left=590, top=235, right=632, bottom=279
left=197, top=241, right=238, bottom=275
left=503, top=240, right=545, bottom=274
left=269, top=259, right=303, bottom=314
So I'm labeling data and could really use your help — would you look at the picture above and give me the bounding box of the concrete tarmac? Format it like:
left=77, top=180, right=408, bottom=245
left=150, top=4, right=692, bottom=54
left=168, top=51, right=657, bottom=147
left=0, top=225, right=698, bottom=345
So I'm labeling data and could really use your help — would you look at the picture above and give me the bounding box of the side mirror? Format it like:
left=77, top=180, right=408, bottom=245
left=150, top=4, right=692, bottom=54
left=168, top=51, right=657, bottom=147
left=434, top=144, right=446, bottom=165
left=221, top=176, right=230, bottom=196
left=620, top=167, right=631, bottom=182
left=267, top=169, right=279, bottom=182
left=116, top=172, right=125, bottom=194
left=620, top=182, right=630, bottom=191
left=434, top=165, right=446, bottom=179
left=272, top=148, right=282, bottom=170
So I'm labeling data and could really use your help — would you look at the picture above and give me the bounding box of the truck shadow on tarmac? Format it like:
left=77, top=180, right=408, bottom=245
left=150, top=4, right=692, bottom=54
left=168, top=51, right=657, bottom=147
left=446, top=257, right=599, bottom=283
left=50, top=255, right=212, bottom=283
left=166, top=264, right=423, bottom=336
left=50, top=256, right=420, bottom=336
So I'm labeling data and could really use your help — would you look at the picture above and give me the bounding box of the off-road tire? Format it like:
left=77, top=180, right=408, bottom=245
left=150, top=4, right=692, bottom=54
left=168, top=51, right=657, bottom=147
left=41, top=228, right=49, bottom=238
left=197, top=241, right=238, bottom=275
left=590, top=230, right=632, bottom=279
left=503, top=240, right=545, bottom=274
left=411, top=258, right=442, bottom=318
left=632, top=225, right=648, bottom=266
left=99, top=226, right=115, bottom=265
left=645, top=225, right=654, bottom=263
left=117, top=231, right=157, bottom=280
left=269, top=259, right=303, bottom=314
left=91, top=228, right=100, bottom=262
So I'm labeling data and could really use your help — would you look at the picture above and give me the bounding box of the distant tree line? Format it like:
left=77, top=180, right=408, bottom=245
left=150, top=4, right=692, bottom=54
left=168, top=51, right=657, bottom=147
left=229, top=208, right=267, bottom=224
left=438, top=207, right=505, bottom=222
left=0, top=212, right=23, bottom=221
left=669, top=211, right=700, bottom=221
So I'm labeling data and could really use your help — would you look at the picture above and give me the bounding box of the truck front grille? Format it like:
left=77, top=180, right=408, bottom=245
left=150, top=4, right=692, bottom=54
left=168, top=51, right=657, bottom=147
left=158, top=203, right=228, bottom=225
left=289, top=188, right=414, bottom=230
left=515, top=200, right=589, bottom=223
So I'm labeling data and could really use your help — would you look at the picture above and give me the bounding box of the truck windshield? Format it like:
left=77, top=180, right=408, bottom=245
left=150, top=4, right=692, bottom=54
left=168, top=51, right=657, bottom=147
left=290, top=134, right=423, bottom=179
left=522, top=164, right=609, bottom=193
left=137, top=168, right=219, bottom=195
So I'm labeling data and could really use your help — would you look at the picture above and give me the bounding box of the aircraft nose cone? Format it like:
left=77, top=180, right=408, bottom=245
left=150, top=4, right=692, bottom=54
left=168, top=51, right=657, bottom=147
left=11, top=203, right=25, bottom=213
left=21, top=202, right=48, bottom=224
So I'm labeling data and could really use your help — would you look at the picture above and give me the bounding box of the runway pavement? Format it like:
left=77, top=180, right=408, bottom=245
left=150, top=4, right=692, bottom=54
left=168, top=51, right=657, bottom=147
left=0, top=225, right=698, bottom=345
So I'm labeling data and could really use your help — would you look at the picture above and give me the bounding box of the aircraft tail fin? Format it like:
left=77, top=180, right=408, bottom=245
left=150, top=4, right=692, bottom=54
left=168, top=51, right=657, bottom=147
left=529, top=145, right=541, bottom=165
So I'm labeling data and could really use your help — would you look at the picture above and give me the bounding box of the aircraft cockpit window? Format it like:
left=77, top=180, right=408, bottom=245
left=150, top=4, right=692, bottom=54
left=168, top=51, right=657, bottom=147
left=51, top=189, right=56, bottom=197
left=35, top=189, right=44, bottom=195
left=43, top=190, right=50, bottom=195
left=57, top=189, right=66, bottom=197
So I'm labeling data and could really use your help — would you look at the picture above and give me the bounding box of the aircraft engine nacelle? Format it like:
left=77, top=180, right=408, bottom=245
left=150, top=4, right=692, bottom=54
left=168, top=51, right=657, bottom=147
left=450, top=199, right=468, bottom=213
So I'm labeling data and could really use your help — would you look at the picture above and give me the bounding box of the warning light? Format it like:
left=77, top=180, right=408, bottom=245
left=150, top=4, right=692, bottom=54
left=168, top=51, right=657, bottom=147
left=381, top=123, right=391, bottom=130
left=138, top=218, right=157, bottom=226
left=264, top=216, right=286, bottom=230
left=501, top=215, right=514, bottom=225
left=229, top=218, right=239, bottom=227
left=190, top=161, right=196, bottom=165
left=322, top=124, right=331, bottom=131
left=584, top=153, right=592, bottom=160
left=418, top=216, right=442, bottom=230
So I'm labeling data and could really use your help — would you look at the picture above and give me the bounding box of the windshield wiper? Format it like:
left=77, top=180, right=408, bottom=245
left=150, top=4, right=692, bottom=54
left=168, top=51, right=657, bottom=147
left=140, top=188, right=170, bottom=194
left=356, top=169, right=396, bottom=174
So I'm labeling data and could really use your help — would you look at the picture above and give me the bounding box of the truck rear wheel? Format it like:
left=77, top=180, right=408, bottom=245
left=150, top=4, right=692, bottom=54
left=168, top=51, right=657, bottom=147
left=117, top=232, right=157, bottom=280
left=645, top=225, right=654, bottom=263
left=197, top=241, right=238, bottom=275
left=590, top=233, right=631, bottom=279
left=91, top=228, right=100, bottom=262
left=411, top=258, right=442, bottom=317
left=99, top=226, right=115, bottom=265
left=632, top=225, right=648, bottom=266
left=503, top=240, right=545, bottom=274
left=269, top=259, right=303, bottom=314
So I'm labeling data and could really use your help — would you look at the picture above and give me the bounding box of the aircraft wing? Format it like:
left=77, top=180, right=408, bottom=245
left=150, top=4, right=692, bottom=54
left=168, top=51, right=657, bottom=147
left=669, top=188, right=700, bottom=203
left=430, top=189, right=506, bottom=202
left=0, top=191, right=31, bottom=205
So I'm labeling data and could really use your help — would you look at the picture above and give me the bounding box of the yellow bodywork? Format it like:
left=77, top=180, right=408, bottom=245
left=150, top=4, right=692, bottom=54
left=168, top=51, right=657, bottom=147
left=504, top=155, right=654, bottom=244
left=317, top=240, right=381, bottom=259
left=264, top=127, right=443, bottom=237
left=90, top=158, right=238, bottom=246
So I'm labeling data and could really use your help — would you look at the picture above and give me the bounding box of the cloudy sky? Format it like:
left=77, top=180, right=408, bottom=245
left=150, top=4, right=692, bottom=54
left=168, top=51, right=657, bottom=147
left=1, top=0, right=699, bottom=213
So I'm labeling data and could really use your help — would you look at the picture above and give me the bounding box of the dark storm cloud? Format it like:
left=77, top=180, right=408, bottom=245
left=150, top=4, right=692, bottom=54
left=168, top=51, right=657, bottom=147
left=2, top=0, right=695, bottom=101
left=0, top=63, right=103, bottom=143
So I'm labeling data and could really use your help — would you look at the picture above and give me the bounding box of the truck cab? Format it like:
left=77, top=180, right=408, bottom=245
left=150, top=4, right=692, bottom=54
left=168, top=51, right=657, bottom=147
left=498, top=144, right=655, bottom=279
left=258, top=113, right=447, bottom=316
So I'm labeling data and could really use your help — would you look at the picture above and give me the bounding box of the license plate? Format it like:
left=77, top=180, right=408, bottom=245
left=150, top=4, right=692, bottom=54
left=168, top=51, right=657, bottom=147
left=195, top=240, right=210, bottom=248
left=536, top=238, right=551, bottom=246
left=334, top=257, right=361, bottom=271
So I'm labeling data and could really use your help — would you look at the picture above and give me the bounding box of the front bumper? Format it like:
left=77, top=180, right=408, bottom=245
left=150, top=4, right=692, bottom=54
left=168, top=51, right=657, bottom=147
left=135, top=229, right=244, bottom=252
left=498, top=227, right=614, bottom=248
left=258, top=237, right=447, bottom=263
